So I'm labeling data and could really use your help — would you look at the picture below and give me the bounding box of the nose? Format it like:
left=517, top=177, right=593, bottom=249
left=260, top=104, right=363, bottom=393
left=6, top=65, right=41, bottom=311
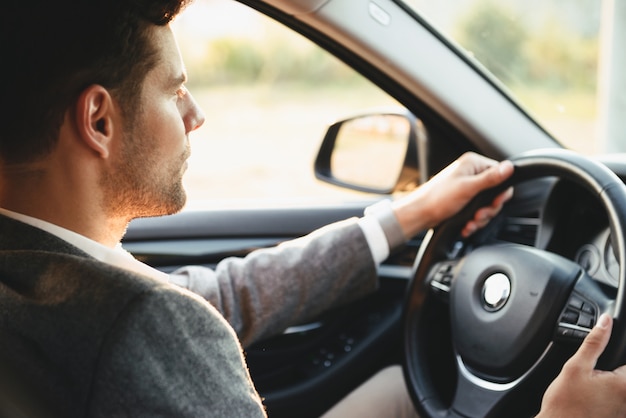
left=182, top=91, right=206, bottom=133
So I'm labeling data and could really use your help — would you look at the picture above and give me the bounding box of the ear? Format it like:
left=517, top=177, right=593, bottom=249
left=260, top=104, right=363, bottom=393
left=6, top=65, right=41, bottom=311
left=74, top=85, right=117, bottom=159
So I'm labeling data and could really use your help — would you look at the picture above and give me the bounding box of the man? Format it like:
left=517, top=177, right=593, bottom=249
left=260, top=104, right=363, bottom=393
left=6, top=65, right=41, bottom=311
left=1, top=1, right=625, bottom=417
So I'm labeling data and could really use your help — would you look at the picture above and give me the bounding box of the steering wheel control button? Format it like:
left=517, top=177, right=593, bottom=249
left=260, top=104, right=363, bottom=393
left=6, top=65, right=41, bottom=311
left=562, top=310, right=579, bottom=324
left=556, top=293, right=598, bottom=343
left=557, top=326, right=589, bottom=340
left=482, top=273, right=511, bottom=312
left=577, top=313, right=594, bottom=328
left=581, top=303, right=596, bottom=315
left=429, top=262, right=457, bottom=294
left=567, top=295, right=585, bottom=310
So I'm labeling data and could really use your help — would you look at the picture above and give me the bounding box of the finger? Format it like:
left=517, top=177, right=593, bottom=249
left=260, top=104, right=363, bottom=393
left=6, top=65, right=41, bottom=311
left=473, top=160, right=514, bottom=189
left=460, top=161, right=514, bottom=238
left=483, top=160, right=514, bottom=187
left=570, top=313, right=612, bottom=369
left=461, top=205, right=500, bottom=237
left=477, top=187, right=514, bottom=222
left=465, top=211, right=496, bottom=234
left=492, top=186, right=514, bottom=207
left=461, top=222, right=477, bottom=238
left=474, top=198, right=505, bottom=223
left=463, top=188, right=514, bottom=234
left=470, top=208, right=492, bottom=230
left=461, top=152, right=497, bottom=174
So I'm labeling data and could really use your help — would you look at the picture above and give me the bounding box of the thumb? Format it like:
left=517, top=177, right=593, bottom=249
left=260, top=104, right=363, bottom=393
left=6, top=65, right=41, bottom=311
left=570, top=313, right=612, bottom=369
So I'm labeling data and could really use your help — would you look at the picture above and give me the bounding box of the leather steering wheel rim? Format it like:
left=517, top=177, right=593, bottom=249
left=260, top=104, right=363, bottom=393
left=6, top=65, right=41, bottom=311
left=403, top=148, right=626, bottom=418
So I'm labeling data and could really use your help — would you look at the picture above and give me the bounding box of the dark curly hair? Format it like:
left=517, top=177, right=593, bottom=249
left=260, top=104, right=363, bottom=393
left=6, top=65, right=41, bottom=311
left=1, top=0, right=193, bottom=165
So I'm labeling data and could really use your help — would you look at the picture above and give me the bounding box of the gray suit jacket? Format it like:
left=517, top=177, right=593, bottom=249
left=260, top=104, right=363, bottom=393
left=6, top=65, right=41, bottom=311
left=0, top=214, right=377, bottom=417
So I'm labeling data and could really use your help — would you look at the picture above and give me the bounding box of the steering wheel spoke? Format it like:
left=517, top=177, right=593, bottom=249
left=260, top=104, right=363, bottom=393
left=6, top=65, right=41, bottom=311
left=448, top=364, right=514, bottom=418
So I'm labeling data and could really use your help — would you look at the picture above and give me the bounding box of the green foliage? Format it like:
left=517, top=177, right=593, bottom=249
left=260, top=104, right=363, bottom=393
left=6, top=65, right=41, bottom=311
left=523, top=19, right=598, bottom=91
left=454, top=1, right=527, bottom=83
left=181, top=32, right=365, bottom=88
left=179, top=0, right=599, bottom=96
left=454, top=0, right=598, bottom=92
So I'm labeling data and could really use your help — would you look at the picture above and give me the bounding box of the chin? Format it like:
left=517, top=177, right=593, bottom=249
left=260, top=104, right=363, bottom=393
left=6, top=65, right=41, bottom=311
left=164, top=187, right=187, bottom=215
left=135, top=188, right=187, bottom=219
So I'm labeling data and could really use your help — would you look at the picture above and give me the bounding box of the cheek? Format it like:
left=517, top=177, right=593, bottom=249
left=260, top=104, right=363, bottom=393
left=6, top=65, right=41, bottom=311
left=151, top=102, right=188, bottom=147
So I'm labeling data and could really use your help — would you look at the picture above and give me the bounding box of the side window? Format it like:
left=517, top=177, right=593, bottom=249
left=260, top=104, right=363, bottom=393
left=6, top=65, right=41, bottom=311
left=172, top=0, right=401, bottom=208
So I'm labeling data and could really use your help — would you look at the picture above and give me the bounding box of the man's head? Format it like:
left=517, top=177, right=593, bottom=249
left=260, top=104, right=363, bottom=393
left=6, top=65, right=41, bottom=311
left=99, top=23, right=204, bottom=219
left=1, top=0, right=192, bottom=166
left=1, top=0, right=205, bottom=230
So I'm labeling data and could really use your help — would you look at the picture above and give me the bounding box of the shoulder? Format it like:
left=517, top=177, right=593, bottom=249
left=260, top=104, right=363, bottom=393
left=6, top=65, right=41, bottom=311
left=89, top=283, right=266, bottom=416
left=113, top=282, right=234, bottom=341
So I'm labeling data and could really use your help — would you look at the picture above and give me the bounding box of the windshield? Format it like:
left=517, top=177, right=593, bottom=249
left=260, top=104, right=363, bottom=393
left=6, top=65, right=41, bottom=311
left=402, top=0, right=602, bottom=155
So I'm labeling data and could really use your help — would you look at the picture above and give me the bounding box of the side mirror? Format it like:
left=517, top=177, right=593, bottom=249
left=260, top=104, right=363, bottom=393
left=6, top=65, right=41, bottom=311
left=314, top=109, right=428, bottom=194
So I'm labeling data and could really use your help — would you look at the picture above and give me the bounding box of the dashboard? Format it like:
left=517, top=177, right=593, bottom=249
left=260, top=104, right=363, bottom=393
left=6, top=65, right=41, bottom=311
left=493, top=154, right=626, bottom=290
left=575, top=228, right=619, bottom=287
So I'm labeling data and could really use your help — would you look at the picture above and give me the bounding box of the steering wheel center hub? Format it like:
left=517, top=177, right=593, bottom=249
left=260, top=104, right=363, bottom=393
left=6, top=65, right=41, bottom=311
left=451, top=244, right=581, bottom=381
left=482, top=272, right=511, bottom=311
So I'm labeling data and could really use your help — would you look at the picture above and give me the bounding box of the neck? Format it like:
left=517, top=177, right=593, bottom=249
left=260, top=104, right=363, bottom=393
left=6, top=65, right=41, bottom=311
left=0, top=163, right=129, bottom=248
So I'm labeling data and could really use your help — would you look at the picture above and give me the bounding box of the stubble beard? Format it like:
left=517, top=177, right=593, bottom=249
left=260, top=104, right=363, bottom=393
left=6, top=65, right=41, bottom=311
left=100, top=131, right=189, bottom=222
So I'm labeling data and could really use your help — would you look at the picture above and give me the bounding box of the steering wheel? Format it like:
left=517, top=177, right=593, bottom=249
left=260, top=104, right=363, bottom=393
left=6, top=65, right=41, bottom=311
left=403, top=149, right=626, bottom=418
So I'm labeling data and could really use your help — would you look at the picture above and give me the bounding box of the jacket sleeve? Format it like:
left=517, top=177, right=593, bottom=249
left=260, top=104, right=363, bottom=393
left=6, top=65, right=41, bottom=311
left=169, top=218, right=379, bottom=347
left=88, top=284, right=267, bottom=418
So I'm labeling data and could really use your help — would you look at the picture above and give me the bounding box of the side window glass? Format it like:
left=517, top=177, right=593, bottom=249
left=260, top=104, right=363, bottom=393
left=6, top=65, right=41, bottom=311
left=172, top=0, right=401, bottom=208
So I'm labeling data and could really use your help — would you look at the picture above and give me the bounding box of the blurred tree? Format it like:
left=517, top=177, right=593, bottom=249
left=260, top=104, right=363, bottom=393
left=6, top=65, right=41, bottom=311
left=524, top=18, right=598, bottom=91
left=454, top=0, right=527, bottom=83
left=454, top=0, right=598, bottom=92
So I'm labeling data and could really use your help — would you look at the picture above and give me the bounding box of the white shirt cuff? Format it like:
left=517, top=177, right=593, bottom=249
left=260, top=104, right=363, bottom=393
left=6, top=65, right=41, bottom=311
left=358, top=215, right=390, bottom=265
left=359, top=199, right=407, bottom=265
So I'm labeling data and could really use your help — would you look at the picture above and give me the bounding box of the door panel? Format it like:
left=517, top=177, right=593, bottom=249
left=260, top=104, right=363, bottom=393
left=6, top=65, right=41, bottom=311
left=123, top=203, right=420, bottom=417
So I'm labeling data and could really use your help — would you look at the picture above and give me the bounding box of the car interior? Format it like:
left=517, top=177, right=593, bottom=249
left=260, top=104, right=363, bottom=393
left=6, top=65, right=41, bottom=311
left=121, top=0, right=626, bottom=417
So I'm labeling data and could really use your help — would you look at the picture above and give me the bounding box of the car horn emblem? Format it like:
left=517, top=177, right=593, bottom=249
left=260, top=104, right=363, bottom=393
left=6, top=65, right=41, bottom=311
left=482, top=273, right=511, bottom=312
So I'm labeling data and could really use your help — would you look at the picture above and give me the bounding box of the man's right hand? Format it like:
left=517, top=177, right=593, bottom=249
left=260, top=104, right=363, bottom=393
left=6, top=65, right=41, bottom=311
left=536, top=313, right=626, bottom=417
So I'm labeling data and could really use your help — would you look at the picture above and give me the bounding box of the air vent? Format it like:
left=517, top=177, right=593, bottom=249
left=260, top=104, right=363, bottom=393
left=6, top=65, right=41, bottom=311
left=497, top=213, right=540, bottom=246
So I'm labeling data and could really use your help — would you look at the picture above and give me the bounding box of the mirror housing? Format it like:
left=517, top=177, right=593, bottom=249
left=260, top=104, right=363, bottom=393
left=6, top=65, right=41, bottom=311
left=314, top=108, right=428, bottom=194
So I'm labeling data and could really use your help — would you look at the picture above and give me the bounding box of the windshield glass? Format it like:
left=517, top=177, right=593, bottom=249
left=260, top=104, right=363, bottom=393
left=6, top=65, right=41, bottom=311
left=402, top=0, right=602, bottom=155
